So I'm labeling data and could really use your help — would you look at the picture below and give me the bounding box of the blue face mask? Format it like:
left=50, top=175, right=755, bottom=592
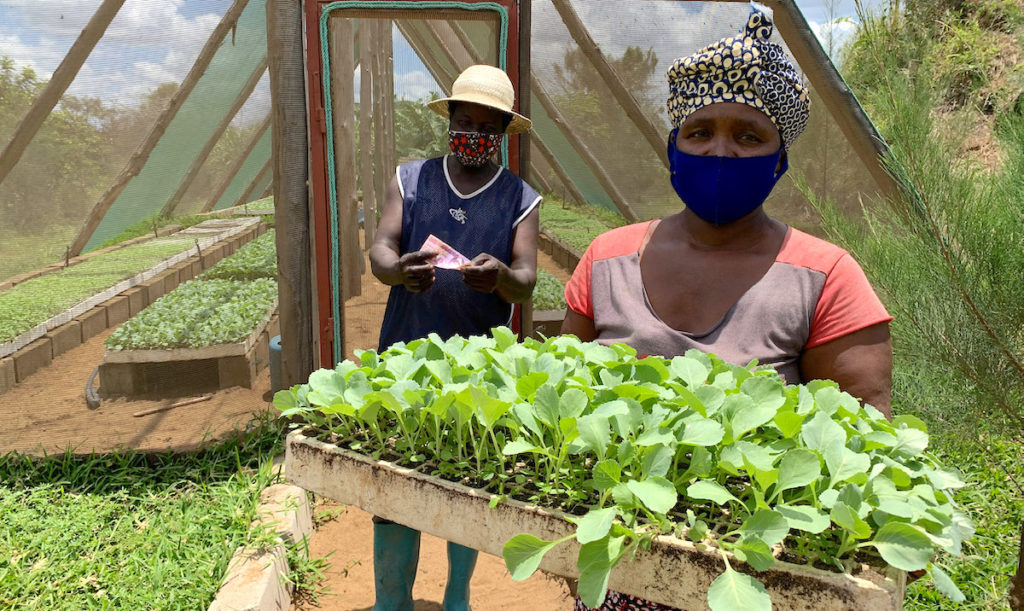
left=667, top=128, right=788, bottom=225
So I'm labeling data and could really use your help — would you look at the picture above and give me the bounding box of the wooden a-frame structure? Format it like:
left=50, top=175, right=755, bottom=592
left=0, top=0, right=901, bottom=387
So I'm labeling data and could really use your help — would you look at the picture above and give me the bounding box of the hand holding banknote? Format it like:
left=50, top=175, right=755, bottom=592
left=397, top=250, right=436, bottom=293
left=461, top=252, right=507, bottom=294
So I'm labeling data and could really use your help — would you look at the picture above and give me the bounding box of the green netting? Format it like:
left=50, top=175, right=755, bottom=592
left=84, top=0, right=270, bottom=250
left=212, top=129, right=273, bottom=210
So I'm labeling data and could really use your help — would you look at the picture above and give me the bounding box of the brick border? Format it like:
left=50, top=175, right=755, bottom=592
left=539, top=229, right=582, bottom=274
left=208, top=478, right=313, bottom=611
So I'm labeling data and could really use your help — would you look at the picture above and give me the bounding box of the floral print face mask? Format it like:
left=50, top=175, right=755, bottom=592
left=449, top=130, right=503, bottom=167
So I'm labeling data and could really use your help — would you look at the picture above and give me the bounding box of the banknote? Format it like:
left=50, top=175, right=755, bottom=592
left=420, top=234, right=472, bottom=269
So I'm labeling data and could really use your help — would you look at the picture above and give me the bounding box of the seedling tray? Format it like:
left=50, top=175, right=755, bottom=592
left=286, top=428, right=906, bottom=610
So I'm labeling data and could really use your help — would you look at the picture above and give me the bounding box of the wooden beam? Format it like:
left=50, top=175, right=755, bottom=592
left=0, top=0, right=126, bottom=186
left=768, top=0, right=901, bottom=201
left=329, top=17, right=362, bottom=303
left=531, top=75, right=638, bottom=221
left=532, top=136, right=587, bottom=206
left=380, top=21, right=396, bottom=198
left=357, top=27, right=377, bottom=248
left=258, top=181, right=273, bottom=200
left=394, top=22, right=458, bottom=89
left=231, top=156, right=272, bottom=209
left=201, top=113, right=272, bottom=213
left=162, top=57, right=268, bottom=216
left=69, top=0, right=251, bottom=255
left=371, top=21, right=390, bottom=220
left=266, top=0, right=313, bottom=382
left=518, top=0, right=532, bottom=183
left=549, top=0, right=668, bottom=169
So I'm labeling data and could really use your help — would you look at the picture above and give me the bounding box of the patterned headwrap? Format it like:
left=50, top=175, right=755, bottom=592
left=666, top=5, right=810, bottom=149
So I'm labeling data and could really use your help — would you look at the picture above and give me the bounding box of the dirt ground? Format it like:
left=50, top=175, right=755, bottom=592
left=294, top=502, right=574, bottom=611
left=0, top=326, right=277, bottom=456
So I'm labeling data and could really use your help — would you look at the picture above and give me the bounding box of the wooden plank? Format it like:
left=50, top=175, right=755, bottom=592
left=264, top=0, right=311, bottom=380
left=531, top=75, right=638, bottom=221
left=201, top=114, right=272, bottom=213
left=70, top=0, right=252, bottom=256
left=358, top=27, right=378, bottom=248
left=371, top=21, right=389, bottom=226
left=162, top=57, right=269, bottom=216
left=329, top=17, right=362, bottom=303
left=380, top=21, right=396, bottom=204
left=549, top=0, right=667, bottom=169
left=0, top=0, right=126, bottom=186
left=231, top=156, right=273, bottom=209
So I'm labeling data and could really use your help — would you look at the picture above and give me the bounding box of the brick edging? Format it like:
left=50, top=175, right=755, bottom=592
left=207, top=478, right=313, bottom=611
left=538, top=228, right=582, bottom=273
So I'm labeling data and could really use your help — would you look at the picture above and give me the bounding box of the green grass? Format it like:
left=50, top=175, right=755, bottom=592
left=105, top=278, right=278, bottom=350
left=904, top=435, right=1023, bottom=609
left=0, top=418, right=301, bottom=610
left=0, top=238, right=196, bottom=344
left=540, top=193, right=627, bottom=254
left=533, top=269, right=566, bottom=311
left=199, top=231, right=277, bottom=281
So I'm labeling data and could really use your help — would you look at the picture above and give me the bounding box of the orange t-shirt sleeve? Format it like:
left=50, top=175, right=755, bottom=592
left=565, top=241, right=597, bottom=319
left=806, top=252, right=893, bottom=349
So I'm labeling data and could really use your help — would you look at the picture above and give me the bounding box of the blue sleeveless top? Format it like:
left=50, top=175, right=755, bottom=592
left=377, top=156, right=541, bottom=350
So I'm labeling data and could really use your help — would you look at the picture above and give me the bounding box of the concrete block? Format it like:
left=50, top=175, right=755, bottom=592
left=177, top=261, right=196, bottom=283
left=98, top=362, right=136, bottom=396
left=254, top=331, right=270, bottom=371
left=267, top=316, right=280, bottom=340
left=144, top=276, right=166, bottom=304
left=254, top=484, right=312, bottom=545
left=162, top=269, right=180, bottom=295
left=207, top=546, right=289, bottom=611
left=14, top=337, right=52, bottom=382
left=77, top=306, right=108, bottom=341
left=191, top=260, right=204, bottom=279
left=124, top=287, right=146, bottom=316
left=532, top=309, right=566, bottom=341
left=0, top=357, right=17, bottom=394
left=219, top=355, right=256, bottom=389
left=104, top=296, right=130, bottom=327
left=47, top=320, right=82, bottom=357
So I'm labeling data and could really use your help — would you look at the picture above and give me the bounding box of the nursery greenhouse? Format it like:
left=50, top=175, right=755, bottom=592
left=2, top=0, right=1017, bottom=610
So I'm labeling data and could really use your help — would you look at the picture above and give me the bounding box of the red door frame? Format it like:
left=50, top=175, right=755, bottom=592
left=304, top=0, right=522, bottom=366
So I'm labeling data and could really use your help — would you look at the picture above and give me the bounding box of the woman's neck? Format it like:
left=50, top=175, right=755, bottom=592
left=664, top=207, right=784, bottom=252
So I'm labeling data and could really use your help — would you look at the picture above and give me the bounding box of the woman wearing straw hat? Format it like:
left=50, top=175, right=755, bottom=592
left=368, top=64, right=539, bottom=611
left=562, top=7, right=892, bottom=608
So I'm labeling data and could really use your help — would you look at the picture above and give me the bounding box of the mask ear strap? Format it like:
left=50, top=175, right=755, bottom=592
left=775, top=148, right=789, bottom=179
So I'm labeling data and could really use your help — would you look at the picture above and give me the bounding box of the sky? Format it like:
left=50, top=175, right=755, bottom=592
left=0, top=0, right=886, bottom=121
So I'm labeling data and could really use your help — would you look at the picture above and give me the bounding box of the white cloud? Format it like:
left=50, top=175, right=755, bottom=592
left=0, top=0, right=223, bottom=103
left=809, top=17, right=859, bottom=58
left=394, top=70, right=440, bottom=102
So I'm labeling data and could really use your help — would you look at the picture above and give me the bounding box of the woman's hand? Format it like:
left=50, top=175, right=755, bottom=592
left=398, top=250, right=436, bottom=293
left=461, top=253, right=506, bottom=294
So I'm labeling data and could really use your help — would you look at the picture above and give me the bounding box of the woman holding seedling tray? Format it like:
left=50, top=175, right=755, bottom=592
left=561, top=6, right=893, bottom=610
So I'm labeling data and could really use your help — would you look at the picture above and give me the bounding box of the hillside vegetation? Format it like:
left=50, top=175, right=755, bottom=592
left=810, top=1, right=1024, bottom=608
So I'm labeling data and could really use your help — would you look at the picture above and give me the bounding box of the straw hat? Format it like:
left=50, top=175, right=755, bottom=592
left=427, top=65, right=532, bottom=134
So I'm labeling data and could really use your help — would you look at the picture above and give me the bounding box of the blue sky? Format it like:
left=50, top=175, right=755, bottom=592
left=0, top=0, right=885, bottom=113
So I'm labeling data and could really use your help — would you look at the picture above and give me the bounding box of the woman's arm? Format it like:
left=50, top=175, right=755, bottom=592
left=560, top=309, right=597, bottom=342
left=799, top=322, right=893, bottom=419
left=461, top=207, right=539, bottom=303
left=369, top=174, right=435, bottom=292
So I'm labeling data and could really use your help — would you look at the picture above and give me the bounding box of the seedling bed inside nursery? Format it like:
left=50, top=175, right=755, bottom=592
left=286, top=429, right=905, bottom=610
left=99, top=232, right=280, bottom=396
left=0, top=216, right=262, bottom=359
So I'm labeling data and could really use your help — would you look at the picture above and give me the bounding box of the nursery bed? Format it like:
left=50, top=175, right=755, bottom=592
left=0, top=217, right=261, bottom=359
